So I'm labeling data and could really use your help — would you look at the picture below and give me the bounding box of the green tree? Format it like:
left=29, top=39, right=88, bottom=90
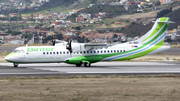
left=17, top=13, right=22, bottom=21
left=156, top=7, right=173, bottom=18
left=113, top=34, right=118, bottom=38
left=57, top=34, right=63, bottom=40
left=11, top=31, right=22, bottom=36
left=90, top=0, right=96, bottom=4
left=155, top=1, right=161, bottom=6
left=21, top=33, right=33, bottom=44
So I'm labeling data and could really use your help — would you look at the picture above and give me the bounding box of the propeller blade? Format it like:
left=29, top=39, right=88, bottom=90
left=51, top=34, right=55, bottom=46
left=52, top=40, right=55, bottom=46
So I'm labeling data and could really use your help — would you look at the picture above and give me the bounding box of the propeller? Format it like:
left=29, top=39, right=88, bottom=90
left=52, top=39, right=55, bottom=46
left=66, top=36, right=72, bottom=53
left=51, top=34, right=55, bottom=46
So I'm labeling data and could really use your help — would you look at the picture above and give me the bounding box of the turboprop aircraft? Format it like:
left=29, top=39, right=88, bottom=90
left=5, top=17, right=172, bottom=67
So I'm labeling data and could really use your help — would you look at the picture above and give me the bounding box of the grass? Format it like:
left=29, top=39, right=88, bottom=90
left=22, top=6, right=64, bottom=16
left=0, top=75, right=180, bottom=101
left=171, top=45, right=180, bottom=48
left=101, top=18, right=119, bottom=24
left=0, top=52, right=8, bottom=63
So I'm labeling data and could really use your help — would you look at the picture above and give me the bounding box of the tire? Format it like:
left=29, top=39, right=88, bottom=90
left=14, top=65, right=18, bottom=67
left=76, top=64, right=82, bottom=67
left=84, top=62, right=91, bottom=67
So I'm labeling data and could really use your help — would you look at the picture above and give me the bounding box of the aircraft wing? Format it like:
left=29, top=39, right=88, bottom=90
left=84, top=43, right=108, bottom=49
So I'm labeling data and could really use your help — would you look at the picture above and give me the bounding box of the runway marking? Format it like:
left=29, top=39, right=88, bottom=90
left=67, top=71, right=180, bottom=74
left=0, top=62, right=179, bottom=75
left=0, top=72, right=60, bottom=75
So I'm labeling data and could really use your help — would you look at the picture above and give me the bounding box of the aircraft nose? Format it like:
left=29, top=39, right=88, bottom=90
left=5, top=56, right=11, bottom=62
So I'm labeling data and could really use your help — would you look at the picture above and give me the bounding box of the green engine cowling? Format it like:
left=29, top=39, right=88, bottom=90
left=64, top=55, right=103, bottom=64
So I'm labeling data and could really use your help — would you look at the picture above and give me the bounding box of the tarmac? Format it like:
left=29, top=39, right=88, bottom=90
left=0, top=62, right=180, bottom=76
left=0, top=46, right=179, bottom=77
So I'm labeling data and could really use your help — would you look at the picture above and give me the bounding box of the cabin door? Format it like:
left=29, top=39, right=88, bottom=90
left=128, top=45, right=134, bottom=58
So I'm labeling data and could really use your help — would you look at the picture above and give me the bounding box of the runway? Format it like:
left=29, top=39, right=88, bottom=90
left=0, top=62, right=180, bottom=76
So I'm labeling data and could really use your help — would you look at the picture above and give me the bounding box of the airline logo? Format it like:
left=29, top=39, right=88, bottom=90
left=27, top=47, right=55, bottom=52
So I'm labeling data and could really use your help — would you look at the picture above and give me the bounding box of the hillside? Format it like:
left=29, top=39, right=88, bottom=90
left=121, top=4, right=180, bottom=37
left=66, top=5, right=126, bottom=22
left=21, top=0, right=79, bottom=14
left=164, top=8, right=180, bottom=30
left=121, top=23, right=154, bottom=37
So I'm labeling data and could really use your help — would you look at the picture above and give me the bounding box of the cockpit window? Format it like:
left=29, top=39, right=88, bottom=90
left=12, top=49, right=24, bottom=53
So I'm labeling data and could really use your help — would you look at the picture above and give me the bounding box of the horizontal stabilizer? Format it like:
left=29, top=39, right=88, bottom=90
left=152, top=21, right=175, bottom=23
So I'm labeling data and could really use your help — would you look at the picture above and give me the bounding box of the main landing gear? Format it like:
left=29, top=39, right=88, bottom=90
left=13, top=63, right=19, bottom=67
left=75, top=62, right=91, bottom=67
left=76, top=63, right=82, bottom=67
left=84, top=62, right=91, bottom=67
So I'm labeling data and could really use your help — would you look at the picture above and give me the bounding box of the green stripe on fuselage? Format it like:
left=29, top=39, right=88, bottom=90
left=5, top=53, right=19, bottom=58
left=115, top=40, right=164, bottom=61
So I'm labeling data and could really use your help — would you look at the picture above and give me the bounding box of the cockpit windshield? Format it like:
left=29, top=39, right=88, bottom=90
left=12, top=49, right=24, bottom=53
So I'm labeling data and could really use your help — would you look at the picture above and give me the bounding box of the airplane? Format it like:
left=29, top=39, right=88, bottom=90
left=5, top=17, right=172, bottom=67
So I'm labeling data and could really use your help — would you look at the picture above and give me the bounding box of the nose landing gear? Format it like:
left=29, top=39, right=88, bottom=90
left=13, top=63, right=19, bottom=67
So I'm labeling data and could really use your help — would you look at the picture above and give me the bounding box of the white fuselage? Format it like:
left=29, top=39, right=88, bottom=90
left=5, top=43, right=170, bottom=64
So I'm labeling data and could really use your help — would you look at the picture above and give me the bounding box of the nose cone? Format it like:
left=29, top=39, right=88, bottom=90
left=5, top=55, right=13, bottom=62
left=5, top=56, right=11, bottom=62
left=4, top=53, right=19, bottom=63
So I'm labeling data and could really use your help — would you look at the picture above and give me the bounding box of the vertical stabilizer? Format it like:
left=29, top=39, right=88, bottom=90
left=136, top=17, right=170, bottom=45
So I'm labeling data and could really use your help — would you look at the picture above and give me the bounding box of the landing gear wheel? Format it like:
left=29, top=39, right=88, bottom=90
left=76, top=62, right=82, bottom=67
left=84, top=62, right=91, bottom=67
left=13, top=63, right=19, bottom=68
left=14, top=65, right=18, bottom=67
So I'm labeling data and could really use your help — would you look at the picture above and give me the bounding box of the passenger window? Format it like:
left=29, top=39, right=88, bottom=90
left=50, top=52, right=52, bottom=54
left=80, top=52, right=82, bottom=54
left=57, top=52, right=59, bottom=54
left=111, top=50, right=113, bottom=53
left=97, top=51, right=99, bottom=53
left=67, top=52, right=69, bottom=54
left=94, top=51, right=96, bottom=53
left=104, top=50, right=106, bottom=53
left=43, top=52, right=45, bottom=54
left=114, top=50, right=116, bottom=53
left=77, top=52, right=79, bottom=54
left=84, top=51, right=86, bottom=54
left=63, top=52, right=65, bottom=54
left=87, top=51, right=89, bottom=53
left=107, top=50, right=109, bottom=53
left=120, top=50, right=122, bottom=52
left=60, top=52, right=62, bottom=54
left=124, top=50, right=126, bottom=52
left=47, top=52, right=49, bottom=54
left=117, top=50, right=119, bottom=52
left=21, top=50, right=25, bottom=53
left=101, top=51, right=103, bottom=53
left=90, top=51, right=92, bottom=53
left=53, top=52, right=55, bottom=54
left=134, top=42, right=138, bottom=44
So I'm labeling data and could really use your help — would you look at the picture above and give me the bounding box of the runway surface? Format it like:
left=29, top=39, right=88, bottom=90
left=0, top=62, right=180, bottom=76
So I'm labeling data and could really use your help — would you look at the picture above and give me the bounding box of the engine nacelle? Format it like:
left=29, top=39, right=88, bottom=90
left=71, top=43, right=92, bottom=52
